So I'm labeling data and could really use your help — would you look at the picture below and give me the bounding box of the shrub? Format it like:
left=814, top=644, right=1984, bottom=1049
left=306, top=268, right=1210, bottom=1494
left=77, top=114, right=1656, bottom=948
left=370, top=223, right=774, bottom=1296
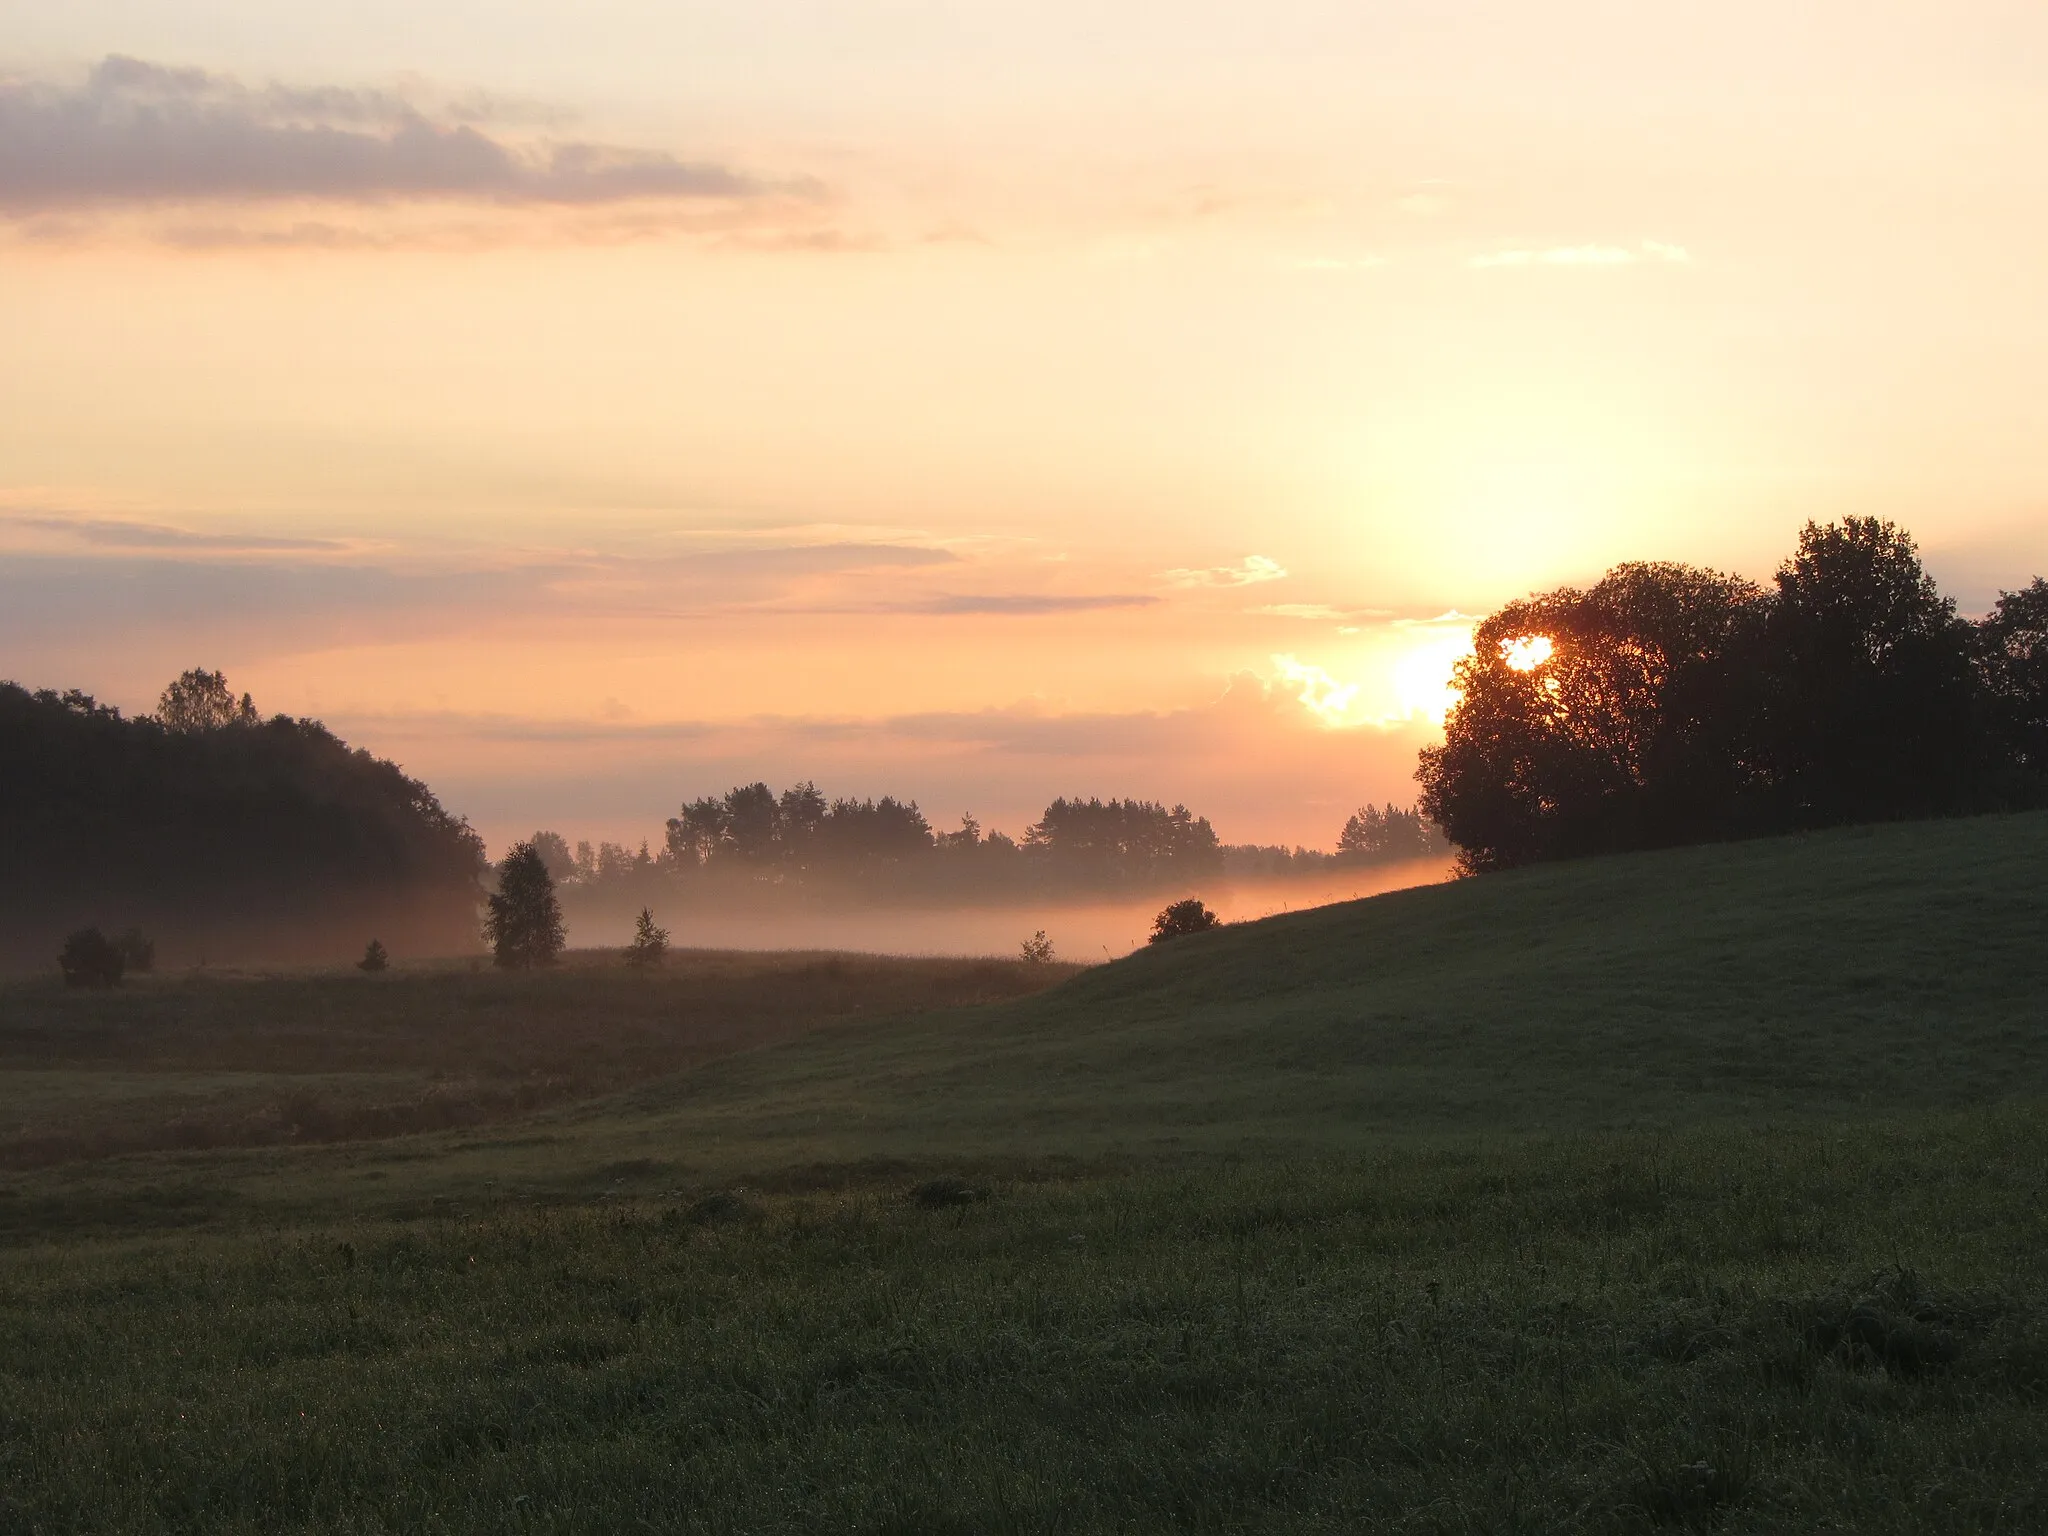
left=1149, top=898, right=1220, bottom=944
left=58, top=927, right=124, bottom=988
left=1020, top=930, right=1056, bottom=964
left=624, top=908, right=669, bottom=969
left=357, top=939, right=389, bottom=973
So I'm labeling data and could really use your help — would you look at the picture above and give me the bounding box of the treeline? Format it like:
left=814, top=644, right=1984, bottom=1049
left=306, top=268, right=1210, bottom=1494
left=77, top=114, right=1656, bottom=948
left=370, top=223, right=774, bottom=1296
left=0, top=670, right=485, bottom=969
left=533, top=789, right=1444, bottom=914
left=1421, top=518, right=2048, bottom=872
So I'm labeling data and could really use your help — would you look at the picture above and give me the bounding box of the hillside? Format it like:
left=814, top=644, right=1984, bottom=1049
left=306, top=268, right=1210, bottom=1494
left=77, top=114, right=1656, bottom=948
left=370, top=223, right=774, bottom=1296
left=571, top=809, right=2048, bottom=1178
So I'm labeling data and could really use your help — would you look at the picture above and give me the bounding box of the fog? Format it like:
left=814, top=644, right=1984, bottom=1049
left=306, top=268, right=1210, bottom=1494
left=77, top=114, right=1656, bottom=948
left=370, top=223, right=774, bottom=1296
left=563, top=857, right=1454, bottom=960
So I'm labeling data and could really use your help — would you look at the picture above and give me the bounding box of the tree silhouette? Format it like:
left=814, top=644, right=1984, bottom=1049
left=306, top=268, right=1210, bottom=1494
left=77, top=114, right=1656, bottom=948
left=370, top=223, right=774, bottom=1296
left=1977, top=577, right=2048, bottom=771
left=156, top=669, right=258, bottom=733
left=624, top=907, right=669, bottom=968
left=1149, top=899, right=1220, bottom=943
left=358, top=939, right=389, bottom=973
left=485, top=842, right=566, bottom=969
left=58, top=927, right=124, bottom=987
left=1019, top=929, right=1056, bottom=964
left=527, top=831, right=578, bottom=884
left=1418, top=561, right=1767, bottom=870
left=1759, top=518, right=1980, bottom=824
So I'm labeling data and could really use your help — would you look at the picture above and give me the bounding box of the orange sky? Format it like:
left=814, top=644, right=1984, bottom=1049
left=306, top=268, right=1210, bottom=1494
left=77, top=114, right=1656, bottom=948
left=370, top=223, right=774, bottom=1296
left=4, top=3, right=2047, bottom=851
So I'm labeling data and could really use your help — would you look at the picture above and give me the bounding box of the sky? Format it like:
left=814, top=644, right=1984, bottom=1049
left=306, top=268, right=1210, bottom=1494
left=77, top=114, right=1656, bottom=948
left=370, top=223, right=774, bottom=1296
left=3, top=2, right=2046, bottom=853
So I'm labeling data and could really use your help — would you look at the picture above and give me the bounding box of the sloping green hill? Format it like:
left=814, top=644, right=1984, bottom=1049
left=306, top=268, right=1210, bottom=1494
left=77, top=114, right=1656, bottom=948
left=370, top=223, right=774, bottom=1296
left=581, top=811, right=2048, bottom=1174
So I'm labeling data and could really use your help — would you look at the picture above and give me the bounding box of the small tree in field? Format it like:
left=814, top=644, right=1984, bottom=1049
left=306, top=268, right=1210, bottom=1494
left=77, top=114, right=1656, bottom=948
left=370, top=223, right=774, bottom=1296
left=485, top=841, right=566, bottom=969
left=59, top=927, right=124, bottom=987
left=1020, top=930, right=1056, bottom=964
left=358, top=939, right=389, bottom=973
left=625, top=908, right=670, bottom=968
left=1149, top=898, right=1220, bottom=944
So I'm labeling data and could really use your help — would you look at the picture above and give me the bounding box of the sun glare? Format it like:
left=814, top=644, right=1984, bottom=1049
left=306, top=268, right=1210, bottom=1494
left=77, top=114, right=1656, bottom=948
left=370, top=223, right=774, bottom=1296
left=1390, top=627, right=1475, bottom=724
left=1501, top=635, right=1554, bottom=672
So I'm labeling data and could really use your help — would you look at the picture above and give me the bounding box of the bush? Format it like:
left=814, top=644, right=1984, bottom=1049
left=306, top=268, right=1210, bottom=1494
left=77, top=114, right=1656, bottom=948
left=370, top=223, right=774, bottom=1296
left=1149, top=898, right=1220, bottom=944
left=1020, top=930, right=1056, bottom=964
left=624, top=908, right=669, bottom=969
left=357, top=939, right=389, bottom=973
left=58, top=927, right=124, bottom=988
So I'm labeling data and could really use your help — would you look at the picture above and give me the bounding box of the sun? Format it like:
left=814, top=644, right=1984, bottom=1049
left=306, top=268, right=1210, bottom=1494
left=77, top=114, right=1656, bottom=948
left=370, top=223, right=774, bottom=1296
left=1501, top=635, right=1554, bottom=672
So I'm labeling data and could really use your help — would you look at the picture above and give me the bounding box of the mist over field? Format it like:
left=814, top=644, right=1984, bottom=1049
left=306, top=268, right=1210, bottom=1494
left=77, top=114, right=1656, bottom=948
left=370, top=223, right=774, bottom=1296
left=557, top=856, right=1452, bottom=957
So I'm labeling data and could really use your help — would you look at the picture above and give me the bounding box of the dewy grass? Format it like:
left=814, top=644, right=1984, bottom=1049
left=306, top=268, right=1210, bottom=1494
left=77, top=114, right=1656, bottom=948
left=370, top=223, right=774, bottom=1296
left=4, top=1111, right=2048, bottom=1533
left=6, top=813, right=2048, bottom=1529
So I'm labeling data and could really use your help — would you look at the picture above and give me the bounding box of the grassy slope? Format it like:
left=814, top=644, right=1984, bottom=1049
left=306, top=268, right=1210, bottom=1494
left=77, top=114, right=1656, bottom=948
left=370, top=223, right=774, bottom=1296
left=568, top=810, right=2048, bottom=1177
left=8, top=816, right=2048, bottom=1531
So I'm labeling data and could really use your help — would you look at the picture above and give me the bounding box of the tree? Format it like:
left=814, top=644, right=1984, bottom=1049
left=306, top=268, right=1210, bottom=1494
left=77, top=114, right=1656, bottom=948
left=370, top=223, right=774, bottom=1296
left=111, top=927, right=155, bottom=973
left=1337, top=804, right=1444, bottom=862
left=528, top=831, right=578, bottom=884
left=1149, top=898, right=1220, bottom=943
left=1759, top=518, right=1981, bottom=824
left=358, top=939, right=389, bottom=973
left=1417, top=561, right=1768, bottom=871
left=1976, top=578, right=2048, bottom=771
left=485, top=842, right=566, bottom=969
left=1019, top=929, right=1056, bottom=964
left=625, top=907, right=669, bottom=968
left=0, top=677, right=488, bottom=971
left=58, top=927, right=124, bottom=987
left=156, top=669, right=258, bottom=733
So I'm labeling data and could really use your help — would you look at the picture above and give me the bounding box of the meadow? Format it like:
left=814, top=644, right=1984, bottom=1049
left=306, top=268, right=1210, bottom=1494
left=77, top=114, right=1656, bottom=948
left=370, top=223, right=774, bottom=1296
left=4, top=812, right=2048, bottom=1531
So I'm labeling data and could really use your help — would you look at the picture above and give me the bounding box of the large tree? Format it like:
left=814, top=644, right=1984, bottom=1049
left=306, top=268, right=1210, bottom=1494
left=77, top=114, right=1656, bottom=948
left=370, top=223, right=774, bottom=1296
left=1417, top=562, right=1766, bottom=871
left=1757, top=518, right=1981, bottom=824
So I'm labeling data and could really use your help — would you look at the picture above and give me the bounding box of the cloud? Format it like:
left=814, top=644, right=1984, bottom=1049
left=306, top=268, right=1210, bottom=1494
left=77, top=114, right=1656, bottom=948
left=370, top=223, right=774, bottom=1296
left=1469, top=240, right=1693, bottom=270
left=889, top=594, right=1159, bottom=616
left=0, top=55, right=813, bottom=213
left=1288, top=255, right=1389, bottom=272
left=1161, top=555, right=1286, bottom=588
left=5, top=512, right=350, bottom=552
left=1250, top=603, right=1360, bottom=621
left=326, top=673, right=1443, bottom=852
left=1270, top=654, right=1361, bottom=726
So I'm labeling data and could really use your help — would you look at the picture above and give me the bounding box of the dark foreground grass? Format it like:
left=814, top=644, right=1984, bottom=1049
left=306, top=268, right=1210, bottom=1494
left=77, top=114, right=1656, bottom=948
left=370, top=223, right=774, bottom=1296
left=6, top=1108, right=2048, bottom=1534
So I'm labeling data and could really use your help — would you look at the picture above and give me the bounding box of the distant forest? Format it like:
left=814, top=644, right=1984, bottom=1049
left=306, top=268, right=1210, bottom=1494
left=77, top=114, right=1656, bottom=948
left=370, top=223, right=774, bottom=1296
left=0, top=671, right=485, bottom=969
left=526, top=791, right=1445, bottom=920
left=1421, top=518, right=2048, bottom=872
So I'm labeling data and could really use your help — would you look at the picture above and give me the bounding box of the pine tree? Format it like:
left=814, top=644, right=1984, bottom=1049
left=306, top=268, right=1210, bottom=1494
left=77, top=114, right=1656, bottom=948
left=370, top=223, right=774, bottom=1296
left=358, top=938, right=389, bottom=973
left=484, top=842, right=566, bottom=969
left=624, top=907, right=669, bottom=968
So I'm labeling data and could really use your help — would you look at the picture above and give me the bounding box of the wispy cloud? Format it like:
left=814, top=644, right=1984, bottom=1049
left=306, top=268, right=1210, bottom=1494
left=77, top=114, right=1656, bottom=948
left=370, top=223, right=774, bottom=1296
left=0, top=56, right=817, bottom=215
left=1470, top=240, right=1693, bottom=270
left=5, top=512, right=351, bottom=553
left=1474, top=240, right=1695, bottom=270
left=1288, top=255, right=1389, bottom=273
left=1249, top=602, right=1374, bottom=621
left=895, top=593, right=1160, bottom=616
left=1162, top=555, right=1286, bottom=588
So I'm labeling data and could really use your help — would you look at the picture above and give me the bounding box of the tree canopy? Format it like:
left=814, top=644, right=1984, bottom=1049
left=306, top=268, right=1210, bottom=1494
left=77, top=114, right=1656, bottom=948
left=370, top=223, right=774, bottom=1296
left=1419, top=520, right=2045, bottom=872
left=0, top=674, right=486, bottom=969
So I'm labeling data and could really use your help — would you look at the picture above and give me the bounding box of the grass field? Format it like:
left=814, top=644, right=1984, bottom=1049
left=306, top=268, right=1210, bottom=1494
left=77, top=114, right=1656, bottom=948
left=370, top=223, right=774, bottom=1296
left=4, top=813, right=2047, bottom=1530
